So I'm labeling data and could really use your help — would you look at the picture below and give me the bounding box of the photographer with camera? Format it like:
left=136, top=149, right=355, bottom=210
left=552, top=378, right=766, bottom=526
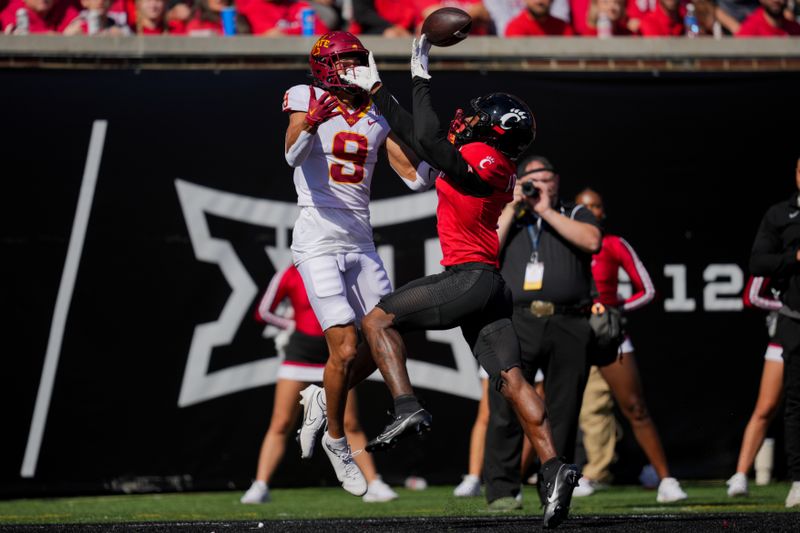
left=485, top=155, right=602, bottom=508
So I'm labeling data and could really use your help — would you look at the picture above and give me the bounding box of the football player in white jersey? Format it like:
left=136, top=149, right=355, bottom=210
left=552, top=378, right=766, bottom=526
left=283, top=31, right=436, bottom=497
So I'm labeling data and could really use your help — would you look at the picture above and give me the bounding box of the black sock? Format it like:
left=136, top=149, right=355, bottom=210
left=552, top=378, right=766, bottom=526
left=540, top=457, right=563, bottom=483
left=393, top=394, right=422, bottom=416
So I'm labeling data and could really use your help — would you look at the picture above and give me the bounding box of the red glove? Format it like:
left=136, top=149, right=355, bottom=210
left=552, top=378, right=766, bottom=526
left=305, top=88, right=341, bottom=129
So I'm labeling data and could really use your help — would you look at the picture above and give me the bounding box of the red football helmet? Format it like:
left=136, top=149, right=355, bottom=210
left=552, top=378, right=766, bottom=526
left=309, top=31, right=369, bottom=92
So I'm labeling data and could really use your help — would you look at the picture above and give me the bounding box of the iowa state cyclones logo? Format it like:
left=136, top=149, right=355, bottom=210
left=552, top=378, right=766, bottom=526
left=174, top=180, right=485, bottom=407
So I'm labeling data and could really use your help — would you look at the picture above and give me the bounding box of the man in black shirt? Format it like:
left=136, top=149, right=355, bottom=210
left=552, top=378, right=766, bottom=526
left=750, top=156, right=800, bottom=508
left=484, top=155, right=602, bottom=507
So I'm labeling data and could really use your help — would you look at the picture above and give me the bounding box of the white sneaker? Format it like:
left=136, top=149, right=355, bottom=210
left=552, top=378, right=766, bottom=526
left=726, top=473, right=748, bottom=497
left=786, top=481, right=800, bottom=508
left=656, top=477, right=688, bottom=503
left=453, top=474, right=481, bottom=497
left=363, top=476, right=398, bottom=502
left=573, top=476, right=599, bottom=497
left=240, top=480, right=269, bottom=504
left=321, top=432, right=367, bottom=496
left=297, top=384, right=326, bottom=459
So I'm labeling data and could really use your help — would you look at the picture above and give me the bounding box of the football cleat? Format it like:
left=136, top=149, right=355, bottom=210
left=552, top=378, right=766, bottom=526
left=365, top=408, right=432, bottom=452
left=321, top=432, right=367, bottom=496
left=296, top=384, right=327, bottom=459
left=542, top=462, right=579, bottom=529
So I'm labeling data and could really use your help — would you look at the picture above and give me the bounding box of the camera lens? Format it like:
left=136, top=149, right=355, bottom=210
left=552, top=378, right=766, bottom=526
left=521, top=181, right=539, bottom=198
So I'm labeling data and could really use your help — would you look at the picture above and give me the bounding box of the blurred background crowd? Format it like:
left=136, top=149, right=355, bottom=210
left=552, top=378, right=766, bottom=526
left=2, top=0, right=800, bottom=38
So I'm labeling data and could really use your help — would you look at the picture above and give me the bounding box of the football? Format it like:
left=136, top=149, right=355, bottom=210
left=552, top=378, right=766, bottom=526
left=421, top=7, right=472, bottom=47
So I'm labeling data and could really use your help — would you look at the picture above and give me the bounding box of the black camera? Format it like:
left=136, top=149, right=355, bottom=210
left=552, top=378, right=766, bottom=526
left=521, top=181, right=539, bottom=199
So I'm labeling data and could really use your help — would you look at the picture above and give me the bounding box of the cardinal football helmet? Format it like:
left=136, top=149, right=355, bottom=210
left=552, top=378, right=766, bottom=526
left=309, top=31, right=370, bottom=92
left=447, top=93, right=535, bottom=160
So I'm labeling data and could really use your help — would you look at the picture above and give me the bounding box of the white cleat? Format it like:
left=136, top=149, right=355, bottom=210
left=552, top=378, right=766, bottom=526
left=297, top=384, right=327, bottom=459
left=786, top=481, right=800, bottom=508
left=240, top=480, right=270, bottom=504
left=363, top=476, right=399, bottom=502
left=453, top=474, right=481, bottom=497
left=726, top=473, right=748, bottom=497
left=322, top=432, right=367, bottom=496
left=656, top=477, right=688, bottom=503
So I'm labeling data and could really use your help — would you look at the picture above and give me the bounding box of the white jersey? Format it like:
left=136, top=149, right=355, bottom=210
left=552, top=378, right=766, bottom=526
left=283, top=84, right=391, bottom=263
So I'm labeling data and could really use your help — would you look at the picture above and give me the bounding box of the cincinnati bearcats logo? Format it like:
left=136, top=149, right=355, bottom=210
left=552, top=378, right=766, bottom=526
left=499, top=108, right=528, bottom=130
left=479, top=156, right=495, bottom=169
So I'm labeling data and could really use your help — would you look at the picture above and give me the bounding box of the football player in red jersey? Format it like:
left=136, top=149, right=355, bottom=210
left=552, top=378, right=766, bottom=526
left=575, top=188, right=687, bottom=503
left=341, top=36, right=578, bottom=528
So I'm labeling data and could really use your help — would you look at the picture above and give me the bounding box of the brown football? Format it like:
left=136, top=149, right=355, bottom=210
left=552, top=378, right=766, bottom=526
left=421, top=7, right=472, bottom=47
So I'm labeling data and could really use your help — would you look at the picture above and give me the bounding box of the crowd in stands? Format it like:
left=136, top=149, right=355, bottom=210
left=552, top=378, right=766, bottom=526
left=1, top=0, right=798, bottom=37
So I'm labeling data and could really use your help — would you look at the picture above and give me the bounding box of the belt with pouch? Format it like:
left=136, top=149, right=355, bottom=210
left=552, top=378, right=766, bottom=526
left=519, top=300, right=590, bottom=318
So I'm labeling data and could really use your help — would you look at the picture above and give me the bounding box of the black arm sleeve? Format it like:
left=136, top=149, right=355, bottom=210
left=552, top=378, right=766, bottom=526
left=372, top=85, right=431, bottom=162
left=410, top=77, right=493, bottom=197
left=352, top=0, right=392, bottom=34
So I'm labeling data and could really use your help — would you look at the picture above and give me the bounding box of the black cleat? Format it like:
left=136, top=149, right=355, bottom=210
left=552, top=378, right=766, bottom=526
left=365, top=408, right=432, bottom=452
left=542, top=462, right=579, bottom=529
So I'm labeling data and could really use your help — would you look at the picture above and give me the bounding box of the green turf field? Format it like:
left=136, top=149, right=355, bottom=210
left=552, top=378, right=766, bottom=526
left=0, top=482, right=795, bottom=525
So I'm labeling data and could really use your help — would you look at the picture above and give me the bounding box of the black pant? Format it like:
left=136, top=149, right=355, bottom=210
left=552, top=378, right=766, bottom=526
left=776, top=313, right=800, bottom=481
left=377, top=263, right=522, bottom=376
left=484, top=308, right=593, bottom=502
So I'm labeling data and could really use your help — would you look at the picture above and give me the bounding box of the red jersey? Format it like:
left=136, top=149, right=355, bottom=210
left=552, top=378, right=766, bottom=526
left=138, top=19, right=186, bottom=34
left=505, top=10, right=575, bottom=36
left=349, top=0, right=420, bottom=34
left=256, top=264, right=324, bottom=337
left=639, top=4, right=683, bottom=36
left=240, top=0, right=329, bottom=35
left=0, top=0, right=79, bottom=33
left=743, top=276, right=782, bottom=311
left=436, top=142, right=516, bottom=267
left=736, top=8, right=800, bottom=36
left=592, top=234, right=655, bottom=311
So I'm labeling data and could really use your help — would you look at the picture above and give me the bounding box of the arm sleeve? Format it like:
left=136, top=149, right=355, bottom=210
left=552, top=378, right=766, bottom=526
left=409, top=77, right=492, bottom=196
left=749, top=209, right=800, bottom=277
left=372, top=80, right=491, bottom=196
left=255, top=267, right=294, bottom=329
left=352, top=0, right=393, bottom=33
left=615, top=237, right=655, bottom=312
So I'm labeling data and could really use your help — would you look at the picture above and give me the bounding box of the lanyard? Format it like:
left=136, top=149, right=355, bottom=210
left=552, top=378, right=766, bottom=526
left=525, top=217, right=543, bottom=263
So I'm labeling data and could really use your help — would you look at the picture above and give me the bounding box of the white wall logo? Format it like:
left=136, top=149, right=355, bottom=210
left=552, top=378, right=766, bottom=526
left=175, top=180, right=484, bottom=407
left=500, top=108, right=528, bottom=129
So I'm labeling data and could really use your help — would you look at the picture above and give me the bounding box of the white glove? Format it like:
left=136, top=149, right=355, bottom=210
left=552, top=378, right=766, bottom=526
left=411, top=34, right=432, bottom=80
left=339, top=51, right=381, bottom=93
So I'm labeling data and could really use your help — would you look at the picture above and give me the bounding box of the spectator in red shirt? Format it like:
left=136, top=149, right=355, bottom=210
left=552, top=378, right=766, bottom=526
left=1, top=0, right=79, bottom=33
left=638, top=0, right=683, bottom=35
left=62, top=0, right=131, bottom=34
left=736, top=0, right=800, bottom=35
left=417, top=0, right=493, bottom=35
left=505, top=0, right=575, bottom=35
left=135, top=0, right=186, bottom=32
left=186, top=0, right=250, bottom=34
left=583, top=0, right=634, bottom=35
left=349, top=0, right=418, bottom=36
left=240, top=0, right=329, bottom=35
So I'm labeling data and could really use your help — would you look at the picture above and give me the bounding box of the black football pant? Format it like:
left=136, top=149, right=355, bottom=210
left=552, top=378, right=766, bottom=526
left=776, top=313, right=800, bottom=481
left=484, top=308, right=592, bottom=502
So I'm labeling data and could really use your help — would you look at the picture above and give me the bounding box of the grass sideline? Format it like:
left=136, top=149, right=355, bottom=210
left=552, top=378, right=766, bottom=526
left=0, top=482, right=795, bottom=525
